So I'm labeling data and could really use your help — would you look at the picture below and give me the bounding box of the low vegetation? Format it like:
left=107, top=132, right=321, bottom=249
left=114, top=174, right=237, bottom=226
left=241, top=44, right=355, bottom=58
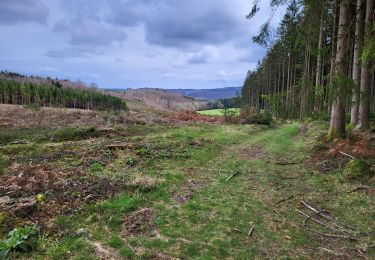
left=0, top=105, right=373, bottom=259
left=197, top=108, right=241, bottom=116
left=0, top=225, right=39, bottom=258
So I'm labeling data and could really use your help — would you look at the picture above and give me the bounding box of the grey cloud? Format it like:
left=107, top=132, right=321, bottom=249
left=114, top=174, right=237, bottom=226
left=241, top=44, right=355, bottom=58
left=48, top=0, right=128, bottom=58
left=107, top=0, right=246, bottom=49
left=237, top=47, right=266, bottom=63
left=187, top=52, right=210, bottom=64
left=0, top=0, right=49, bottom=25
left=49, top=0, right=248, bottom=57
left=46, top=48, right=89, bottom=59
left=46, top=45, right=107, bottom=59
left=54, top=18, right=127, bottom=47
left=144, top=1, right=241, bottom=48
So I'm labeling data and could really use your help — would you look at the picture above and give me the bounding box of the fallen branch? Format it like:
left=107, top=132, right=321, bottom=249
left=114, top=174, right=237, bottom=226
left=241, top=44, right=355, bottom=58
left=248, top=226, right=255, bottom=237
left=225, top=171, right=240, bottom=182
left=280, top=176, right=299, bottom=180
left=300, top=200, right=357, bottom=231
left=356, top=249, right=368, bottom=260
left=9, top=140, right=29, bottom=145
left=319, top=247, right=344, bottom=257
left=275, top=193, right=304, bottom=205
left=302, top=226, right=358, bottom=241
left=275, top=159, right=304, bottom=165
left=338, top=151, right=355, bottom=160
left=348, top=186, right=373, bottom=194
left=296, top=209, right=339, bottom=233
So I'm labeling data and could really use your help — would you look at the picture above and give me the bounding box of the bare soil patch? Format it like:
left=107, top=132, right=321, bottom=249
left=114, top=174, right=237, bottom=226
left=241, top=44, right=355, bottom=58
left=235, top=145, right=264, bottom=160
left=123, top=207, right=155, bottom=236
left=93, top=241, right=122, bottom=260
left=0, top=161, right=126, bottom=228
left=173, top=180, right=201, bottom=203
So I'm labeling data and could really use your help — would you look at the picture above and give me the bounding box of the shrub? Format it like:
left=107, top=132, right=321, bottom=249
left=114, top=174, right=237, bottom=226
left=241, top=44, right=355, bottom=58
left=24, top=103, right=41, bottom=111
left=107, top=235, right=124, bottom=249
left=89, top=162, right=105, bottom=173
left=125, top=157, right=136, bottom=166
left=0, top=225, right=39, bottom=258
left=51, top=126, right=97, bottom=141
left=242, top=110, right=272, bottom=125
left=0, top=154, right=10, bottom=175
left=343, top=159, right=372, bottom=181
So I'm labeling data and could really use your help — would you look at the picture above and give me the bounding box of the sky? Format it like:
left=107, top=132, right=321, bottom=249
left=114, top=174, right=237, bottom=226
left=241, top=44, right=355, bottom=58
left=0, top=0, right=284, bottom=89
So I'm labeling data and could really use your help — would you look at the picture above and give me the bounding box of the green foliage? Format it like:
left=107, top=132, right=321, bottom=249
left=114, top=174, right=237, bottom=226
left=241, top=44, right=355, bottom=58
left=119, top=247, right=135, bottom=257
left=327, top=127, right=342, bottom=141
left=343, top=159, right=372, bottom=181
left=0, top=128, right=46, bottom=145
left=24, top=103, right=41, bottom=110
left=89, top=162, right=105, bottom=173
left=246, top=2, right=260, bottom=19
left=327, top=73, right=356, bottom=105
left=252, top=22, right=271, bottom=47
left=0, top=78, right=127, bottom=111
left=136, top=146, right=151, bottom=156
left=23, top=123, right=375, bottom=259
left=197, top=108, right=241, bottom=116
left=242, top=0, right=370, bottom=121
left=125, top=157, right=136, bottom=166
left=51, top=126, right=97, bottom=141
left=243, top=110, right=272, bottom=125
left=220, top=96, right=242, bottom=109
left=36, top=194, right=46, bottom=203
left=107, top=235, right=124, bottom=249
left=262, top=93, right=289, bottom=119
left=0, top=225, right=39, bottom=259
left=361, top=23, right=375, bottom=63
left=0, top=153, right=9, bottom=175
left=346, top=123, right=356, bottom=134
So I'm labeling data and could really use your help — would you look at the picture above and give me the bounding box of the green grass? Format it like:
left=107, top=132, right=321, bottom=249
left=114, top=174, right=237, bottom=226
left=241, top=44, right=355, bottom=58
left=197, top=108, right=241, bottom=116
left=3, top=121, right=374, bottom=259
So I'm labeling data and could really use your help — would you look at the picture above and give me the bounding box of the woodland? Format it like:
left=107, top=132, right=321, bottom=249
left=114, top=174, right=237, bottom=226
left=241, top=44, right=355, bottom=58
left=242, top=0, right=375, bottom=139
left=0, top=0, right=374, bottom=259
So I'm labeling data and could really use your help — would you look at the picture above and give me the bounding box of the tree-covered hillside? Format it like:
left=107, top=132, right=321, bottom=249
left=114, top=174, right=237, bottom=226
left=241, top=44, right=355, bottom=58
left=243, top=0, right=374, bottom=139
left=0, top=74, right=127, bottom=111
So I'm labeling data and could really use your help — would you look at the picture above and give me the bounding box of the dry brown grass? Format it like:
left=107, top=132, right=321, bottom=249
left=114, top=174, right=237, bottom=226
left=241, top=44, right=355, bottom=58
left=0, top=104, right=103, bottom=128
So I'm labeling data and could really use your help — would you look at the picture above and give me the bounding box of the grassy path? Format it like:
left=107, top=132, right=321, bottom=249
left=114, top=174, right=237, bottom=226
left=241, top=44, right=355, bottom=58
left=36, top=123, right=374, bottom=259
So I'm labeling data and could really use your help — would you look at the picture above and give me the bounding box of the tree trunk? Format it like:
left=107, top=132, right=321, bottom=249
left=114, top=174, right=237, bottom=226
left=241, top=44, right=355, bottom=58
left=327, top=1, right=339, bottom=115
left=357, top=0, right=374, bottom=130
left=314, top=6, right=325, bottom=114
left=328, top=0, right=350, bottom=140
left=350, top=0, right=365, bottom=125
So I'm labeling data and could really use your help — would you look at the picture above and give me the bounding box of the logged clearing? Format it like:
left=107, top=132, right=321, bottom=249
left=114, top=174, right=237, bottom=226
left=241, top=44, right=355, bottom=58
left=197, top=108, right=241, bottom=116
left=0, top=106, right=374, bottom=259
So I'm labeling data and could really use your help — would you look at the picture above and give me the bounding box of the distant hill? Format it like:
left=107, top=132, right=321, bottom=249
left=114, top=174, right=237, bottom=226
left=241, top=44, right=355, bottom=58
left=109, top=87, right=242, bottom=100
left=108, top=88, right=213, bottom=112
left=0, top=71, right=127, bottom=111
left=167, top=87, right=241, bottom=100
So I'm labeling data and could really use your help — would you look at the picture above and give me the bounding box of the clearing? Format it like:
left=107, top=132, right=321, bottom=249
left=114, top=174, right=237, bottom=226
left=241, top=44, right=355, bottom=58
left=0, top=106, right=374, bottom=259
left=197, top=108, right=241, bottom=116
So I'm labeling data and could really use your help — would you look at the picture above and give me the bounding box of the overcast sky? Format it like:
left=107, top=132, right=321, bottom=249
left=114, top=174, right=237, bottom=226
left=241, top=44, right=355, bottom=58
left=0, top=0, right=284, bottom=89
